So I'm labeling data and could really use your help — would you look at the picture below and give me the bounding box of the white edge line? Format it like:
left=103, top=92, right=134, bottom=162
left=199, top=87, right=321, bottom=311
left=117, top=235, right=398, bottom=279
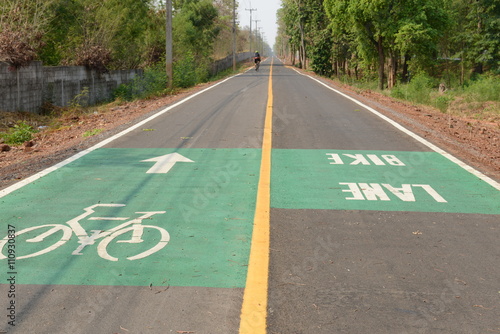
left=291, top=67, right=500, bottom=191
left=0, top=74, right=240, bottom=199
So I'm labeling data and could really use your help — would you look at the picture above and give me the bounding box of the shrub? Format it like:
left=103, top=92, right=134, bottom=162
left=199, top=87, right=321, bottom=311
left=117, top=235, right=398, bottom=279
left=69, top=87, right=90, bottom=109
left=432, top=94, right=454, bottom=113
left=462, top=75, right=500, bottom=102
left=391, top=73, right=434, bottom=104
left=114, top=62, right=167, bottom=101
left=0, top=121, right=37, bottom=145
left=75, top=44, right=112, bottom=73
left=173, top=52, right=198, bottom=88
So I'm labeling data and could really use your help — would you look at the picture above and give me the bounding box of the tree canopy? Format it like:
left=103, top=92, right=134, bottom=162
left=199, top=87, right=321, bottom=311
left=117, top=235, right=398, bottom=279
left=277, top=0, right=500, bottom=89
left=0, top=0, right=252, bottom=73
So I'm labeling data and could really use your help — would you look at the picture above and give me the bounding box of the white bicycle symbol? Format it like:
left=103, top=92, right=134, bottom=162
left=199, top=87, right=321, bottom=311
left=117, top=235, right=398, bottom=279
left=0, top=204, right=170, bottom=261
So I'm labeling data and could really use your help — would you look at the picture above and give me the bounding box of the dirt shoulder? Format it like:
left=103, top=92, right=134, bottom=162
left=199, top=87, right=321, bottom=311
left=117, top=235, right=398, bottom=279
left=1, top=67, right=499, bottom=191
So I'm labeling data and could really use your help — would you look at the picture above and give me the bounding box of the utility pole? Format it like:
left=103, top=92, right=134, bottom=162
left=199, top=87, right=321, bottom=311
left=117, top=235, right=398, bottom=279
left=232, top=0, right=236, bottom=71
left=253, top=20, right=261, bottom=52
left=166, top=0, right=173, bottom=89
left=261, top=32, right=266, bottom=55
left=245, top=7, right=257, bottom=54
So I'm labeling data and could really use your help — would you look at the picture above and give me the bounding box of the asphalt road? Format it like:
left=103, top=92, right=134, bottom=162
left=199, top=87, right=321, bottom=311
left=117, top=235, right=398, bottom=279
left=0, top=57, right=499, bottom=334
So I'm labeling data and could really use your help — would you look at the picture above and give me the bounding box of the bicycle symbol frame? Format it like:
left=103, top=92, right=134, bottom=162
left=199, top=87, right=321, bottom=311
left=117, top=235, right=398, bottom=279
left=0, top=204, right=170, bottom=261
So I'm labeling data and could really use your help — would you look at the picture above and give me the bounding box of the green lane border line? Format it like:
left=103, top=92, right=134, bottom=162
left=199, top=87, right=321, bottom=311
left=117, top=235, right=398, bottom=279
left=0, top=74, right=243, bottom=199
left=289, top=67, right=500, bottom=192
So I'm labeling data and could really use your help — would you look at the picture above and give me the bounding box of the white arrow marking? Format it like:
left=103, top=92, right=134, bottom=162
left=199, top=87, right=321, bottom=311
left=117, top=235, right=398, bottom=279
left=141, top=153, right=194, bottom=174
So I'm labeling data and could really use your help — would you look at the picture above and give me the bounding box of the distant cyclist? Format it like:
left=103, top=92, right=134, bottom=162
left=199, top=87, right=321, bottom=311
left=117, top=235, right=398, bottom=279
left=254, top=51, right=261, bottom=71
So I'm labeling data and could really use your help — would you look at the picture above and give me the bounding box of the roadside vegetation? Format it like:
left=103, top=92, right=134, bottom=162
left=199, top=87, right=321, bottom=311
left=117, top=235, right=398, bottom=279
left=0, top=0, right=268, bottom=145
left=0, top=121, right=37, bottom=145
left=0, top=0, right=259, bottom=71
left=0, top=58, right=251, bottom=147
left=276, top=0, right=499, bottom=122
left=0, top=0, right=268, bottom=91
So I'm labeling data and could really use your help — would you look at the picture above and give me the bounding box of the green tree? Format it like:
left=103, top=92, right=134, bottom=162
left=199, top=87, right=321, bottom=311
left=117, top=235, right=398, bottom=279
left=278, top=0, right=305, bottom=66
left=306, top=0, right=333, bottom=75
left=39, top=0, right=153, bottom=71
left=449, top=0, right=500, bottom=79
left=141, top=4, right=168, bottom=67
left=38, top=0, right=79, bottom=66
left=391, top=0, right=451, bottom=85
left=212, top=0, right=237, bottom=58
left=107, top=0, right=152, bottom=69
left=324, top=0, right=450, bottom=89
left=173, top=0, right=220, bottom=82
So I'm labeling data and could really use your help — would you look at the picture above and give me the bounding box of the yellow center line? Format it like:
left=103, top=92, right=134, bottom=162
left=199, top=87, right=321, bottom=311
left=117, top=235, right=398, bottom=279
left=239, top=57, right=274, bottom=334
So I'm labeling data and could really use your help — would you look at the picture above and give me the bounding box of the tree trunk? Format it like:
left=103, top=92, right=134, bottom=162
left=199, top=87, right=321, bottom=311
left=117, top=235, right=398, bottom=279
left=473, top=63, right=483, bottom=74
left=299, top=22, right=306, bottom=69
left=401, top=54, right=410, bottom=83
left=387, top=51, right=397, bottom=89
left=377, top=36, right=385, bottom=90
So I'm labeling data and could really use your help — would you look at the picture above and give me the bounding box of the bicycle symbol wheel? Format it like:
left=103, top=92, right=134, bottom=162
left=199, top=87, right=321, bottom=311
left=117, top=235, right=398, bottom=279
left=98, top=225, right=170, bottom=261
left=0, top=224, right=73, bottom=260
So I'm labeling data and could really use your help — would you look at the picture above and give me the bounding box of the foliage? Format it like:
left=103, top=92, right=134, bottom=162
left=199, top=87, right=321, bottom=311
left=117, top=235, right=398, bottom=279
left=37, top=0, right=155, bottom=70
left=322, top=0, right=451, bottom=89
left=114, top=62, right=167, bottom=101
left=164, top=0, right=221, bottom=87
left=449, top=0, right=500, bottom=75
left=276, top=0, right=499, bottom=93
left=82, top=128, right=103, bottom=137
left=461, top=75, right=500, bottom=102
left=433, top=94, right=454, bottom=113
left=69, top=87, right=91, bottom=109
left=173, top=52, right=198, bottom=88
left=75, top=45, right=113, bottom=73
left=141, top=6, right=167, bottom=67
left=0, top=0, right=55, bottom=68
left=310, top=30, right=334, bottom=76
left=1, top=0, right=248, bottom=90
left=391, top=73, right=434, bottom=104
left=212, top=0, right=239, bottom=58
left=389, top=73, right=500, bottom=114
left=173, top=0, right=220, bottom=63
left=0, top=121, right=37, bottom=145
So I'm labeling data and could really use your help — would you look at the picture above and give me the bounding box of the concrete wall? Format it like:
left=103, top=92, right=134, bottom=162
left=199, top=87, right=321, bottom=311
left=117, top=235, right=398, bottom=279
left=1, top=52, right=253, bottom=113
left=0, top=62, right=142, bottom=113
left=210, top=52, right=253, bottom=76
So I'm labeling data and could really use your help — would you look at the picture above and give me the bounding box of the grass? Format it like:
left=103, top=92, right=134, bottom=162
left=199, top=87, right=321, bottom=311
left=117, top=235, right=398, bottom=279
left=362, top=73, right=500, bottom=123
left=82, top=128, right=103, bottom=137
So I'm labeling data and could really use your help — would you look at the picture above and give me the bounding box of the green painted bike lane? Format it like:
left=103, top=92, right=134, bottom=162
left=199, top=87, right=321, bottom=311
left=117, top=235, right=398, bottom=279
left=0, top=148, right=261, bottom=288
left=2, top=147, right=499, bottom=288
left=271, top=149, right=500, bottom=214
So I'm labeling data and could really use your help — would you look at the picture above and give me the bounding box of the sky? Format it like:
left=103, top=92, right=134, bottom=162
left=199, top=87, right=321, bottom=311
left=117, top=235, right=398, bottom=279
left=237, top=0, right=281, bottom=50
